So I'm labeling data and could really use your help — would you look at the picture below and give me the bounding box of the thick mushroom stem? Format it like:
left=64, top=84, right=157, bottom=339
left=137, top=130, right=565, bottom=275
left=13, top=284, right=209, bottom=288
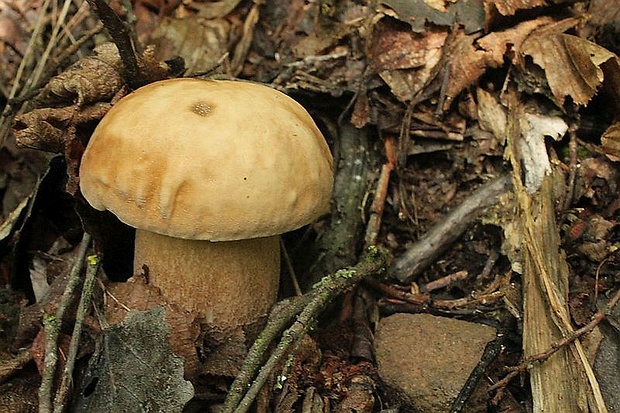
left=133, top=229, right=280, bottom=329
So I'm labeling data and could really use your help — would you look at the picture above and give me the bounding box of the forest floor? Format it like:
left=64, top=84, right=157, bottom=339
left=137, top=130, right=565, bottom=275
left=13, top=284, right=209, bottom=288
left=1, top=0, right=620, bottom=412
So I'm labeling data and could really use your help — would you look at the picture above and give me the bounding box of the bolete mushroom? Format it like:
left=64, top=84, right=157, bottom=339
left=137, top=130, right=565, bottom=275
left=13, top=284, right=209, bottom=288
left=79, top=78, right=333, bottom=335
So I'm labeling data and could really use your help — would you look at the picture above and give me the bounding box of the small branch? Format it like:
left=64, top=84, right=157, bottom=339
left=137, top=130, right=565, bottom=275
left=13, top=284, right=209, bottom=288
left=38, top=233, right=92, bottom=413
left=223, top=247, right=388, bottom=413
left=488, top=287, right=620, bottom=396
left=85, top=0, right=144, bottom=89
left=223, top=294, right=311, bottom=410
left=388, top=174, right=512, bottom=283
left=364, top=137, right=395, bottom=247
left=53, top=253, right=101, bottom=412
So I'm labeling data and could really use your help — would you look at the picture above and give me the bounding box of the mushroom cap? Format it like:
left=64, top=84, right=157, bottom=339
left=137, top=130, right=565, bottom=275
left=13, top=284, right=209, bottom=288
left=79, top=78, right=334, bottom=241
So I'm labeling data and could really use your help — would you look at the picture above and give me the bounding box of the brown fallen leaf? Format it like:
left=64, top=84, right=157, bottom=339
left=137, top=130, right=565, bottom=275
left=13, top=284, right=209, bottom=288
left=443, top=16, right=552, bottom=109
left=40, top=43, right=125, bottom=107
left=13, top=104, right=110, bottom=153
left=483, top=0, right=547, bottom=17
left=378, top=0, right=484, bottom=34
left=370, top=19, right=447, bottom=103
left=518, top=18, right=617, bottom=106
left=601, top=122, right=620, bottom=162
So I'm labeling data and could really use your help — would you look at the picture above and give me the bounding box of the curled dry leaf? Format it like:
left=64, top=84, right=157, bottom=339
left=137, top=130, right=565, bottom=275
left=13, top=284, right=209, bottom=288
left=443, top=16, right=552, bottom=108
left=378, top=0, right=484, bottom=34
left=369, top=19, right=447, bottom=102
left=13, top=104, right=111, bottom=153
left=518, top=19, right=617, bottom=106
left=483, top=0, right=546, bottom=17
left=41, top=43, right=125, bottom=106
left=601, top=122, right=620, bottom=162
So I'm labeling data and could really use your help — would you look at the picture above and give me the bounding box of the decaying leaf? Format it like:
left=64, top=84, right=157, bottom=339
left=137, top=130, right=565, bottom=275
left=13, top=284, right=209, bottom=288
left=151, top=17, right=232, bottom=76
left=442, top=32, right=493, bottom=109
left=13, top=104, right=110, bottom=153
left=484, top=0, right=547, bottom=17
left=379, top=0, right=485, bottom=34
left=74, top=306, right=194, bottom=413
left=443, top=16, right=552, bottom=107
left=41, top=43, right=125, bottom=107
left=369, top=20, right=447, bottom=102
left=601, top=122, right=620, bottom=162
left=519, top=19, right=618, bottom=106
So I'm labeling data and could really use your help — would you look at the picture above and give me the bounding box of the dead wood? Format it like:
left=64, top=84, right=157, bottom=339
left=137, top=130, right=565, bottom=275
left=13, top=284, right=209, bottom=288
left=223, top=246, right=387, bottom=413
left=388, top=174, right=512, bottom=283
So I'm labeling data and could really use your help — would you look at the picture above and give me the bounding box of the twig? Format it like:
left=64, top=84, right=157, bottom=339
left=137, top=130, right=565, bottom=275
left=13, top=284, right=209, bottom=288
left=0, top=0, right=53, bottom=145
left=29, top=0, right=75, bottom=89
left=38, top=233, right=92, bottom=413
left=52, top=253, right=101, bottom=412
left=488, top=287, right=620, bottom=396
left=421, top=270, right=469, bottom=293
left=224, top=293, right=311, bottom=410
left=364, top=137, right=395, bottom=247
left=223, top=247, right=388, bottom=413
left=388, top=174, right=512, bottom=283
left=85, top=0, right=144, bottom=89
left=451, top=337, right=504, bottom=412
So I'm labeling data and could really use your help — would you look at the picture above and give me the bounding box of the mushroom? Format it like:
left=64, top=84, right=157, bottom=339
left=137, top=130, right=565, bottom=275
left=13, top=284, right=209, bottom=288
left=79, top=78, right=333, bottom=335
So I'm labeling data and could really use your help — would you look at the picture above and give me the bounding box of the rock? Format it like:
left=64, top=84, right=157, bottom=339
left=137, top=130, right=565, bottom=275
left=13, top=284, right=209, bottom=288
left=375, top=313, right=496, bottom=412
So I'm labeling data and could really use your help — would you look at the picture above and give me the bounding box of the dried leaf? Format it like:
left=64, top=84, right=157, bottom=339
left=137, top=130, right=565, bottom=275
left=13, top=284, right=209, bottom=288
left=151, top=17, right=231, bottom=76
left=379, top=0, right=484, bottom=34
left=601, top=122, right=620, bottom=162
left=476, top=16, right=553, bottom=69
left=42, top=43, right=125, bottom=106
left=443, top=16, right=552, bottom=106
left=483, top=0, right=547, bottom=17
left=519, top=23, right=617, bottom=105
left=74, top=307, right=194, bottom=413
left=368, top=18, right=449, bottom=102
left=13, top=104, right=111, bottom=153
left=443, top=33, right=491, bottom=107
left=105, top=278, right=201, bottom=377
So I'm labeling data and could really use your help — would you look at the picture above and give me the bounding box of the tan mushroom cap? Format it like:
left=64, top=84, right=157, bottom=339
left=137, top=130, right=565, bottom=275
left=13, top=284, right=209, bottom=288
left=79, top=78, right=334, bottom=241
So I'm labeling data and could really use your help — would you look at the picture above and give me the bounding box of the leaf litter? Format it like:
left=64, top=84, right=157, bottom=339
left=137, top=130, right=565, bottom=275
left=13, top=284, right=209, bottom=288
left=0, top=0, right=620, bottom=411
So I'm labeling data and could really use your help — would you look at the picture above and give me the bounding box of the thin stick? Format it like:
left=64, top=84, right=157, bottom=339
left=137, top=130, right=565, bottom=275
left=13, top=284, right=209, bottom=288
left=388, top=174, right=512, bottom=283
left=0, top=0, right=53, bottom=145
left=364, top=137, right=395, bottom=247
left=226, top=247, right=387, bottom=413
left=488, top=287, right=620, bottom=395
left=29, top=0, right=75, bottom=89
left=53, top=253, right=101, bottom=412
left=38, top=233, right=92, bottom=413
left=85, top=0, right=144, bottom=89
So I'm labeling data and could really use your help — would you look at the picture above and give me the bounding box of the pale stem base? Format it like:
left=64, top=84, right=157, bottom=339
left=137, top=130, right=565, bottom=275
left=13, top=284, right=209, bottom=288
left=133, top=230, right=280, bottom=329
